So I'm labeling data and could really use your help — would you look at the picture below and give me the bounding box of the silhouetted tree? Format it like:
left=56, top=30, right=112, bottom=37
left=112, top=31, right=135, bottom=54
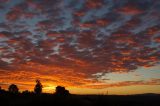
left=8, top=84, right=19, bottom=93
left=55, top=86, right=70, bottom=96
left=0, top=86, right=2, bottom=93
left=22, top=90, right=30, bottom=94
left=64, top=89, right=70, bottom=96
left=34, top=80, right=43, bottom=94
left=0, top=86, right=6, bottom=94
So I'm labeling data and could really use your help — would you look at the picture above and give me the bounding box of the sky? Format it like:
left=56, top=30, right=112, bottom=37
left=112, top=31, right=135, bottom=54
left=0, top=0, right=160, bottom=95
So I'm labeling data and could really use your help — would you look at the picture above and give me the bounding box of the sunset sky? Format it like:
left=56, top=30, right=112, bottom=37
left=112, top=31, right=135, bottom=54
left=0, top=0, right=160, bottom=95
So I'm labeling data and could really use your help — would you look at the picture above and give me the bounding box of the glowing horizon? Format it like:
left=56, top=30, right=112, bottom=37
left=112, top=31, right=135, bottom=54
left=0, top=0, right=160, bottom=94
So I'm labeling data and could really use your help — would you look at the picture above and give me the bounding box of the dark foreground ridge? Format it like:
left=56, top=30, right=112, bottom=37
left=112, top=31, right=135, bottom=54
left=0, top=90, right=160, bottom=106
left=0, top=80, right=159, bottom=106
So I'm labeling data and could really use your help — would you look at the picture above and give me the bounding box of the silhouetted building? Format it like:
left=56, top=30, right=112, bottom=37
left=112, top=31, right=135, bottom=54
left=8, top=84, right=19, bottom=93
left=34, top=80, right=43, bottom=94
left=55, top=86, right=70, bottom=96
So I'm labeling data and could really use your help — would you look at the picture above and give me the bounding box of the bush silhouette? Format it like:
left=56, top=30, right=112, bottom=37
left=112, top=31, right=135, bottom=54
left=34, top=80, right=43, bottom=94
left=22, top=90, right=30, bottom=94
left=55, top=86, right=70, bottom=96
left=8, top=84, right=19, bottom=93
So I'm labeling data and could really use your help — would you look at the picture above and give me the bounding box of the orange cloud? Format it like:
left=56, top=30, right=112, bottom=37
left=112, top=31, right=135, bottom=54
left=86, top=0, right=103, bottom=9
left=145, top=26, right=160, bottom=35
left=0, top=61, right=99, bottom=91
left=117, top=3, right=143, bottom=15
left=47, top=31, right=63, bottom=37
left=79, top=21, right=95, bottom=28
left=96, top=18, right=110, bottom=27
left=82, top=79, right=160, bottom=89
left=74, top=10, right=86, bottom=17
left=0, top=31, right=11, bottom=38
left=6, top=11, right=20, bottom=21
left=154, top=36, right=160, bottom=43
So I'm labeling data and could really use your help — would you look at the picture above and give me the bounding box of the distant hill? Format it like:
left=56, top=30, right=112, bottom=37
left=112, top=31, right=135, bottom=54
left=133, top=93, right=160, bottom=96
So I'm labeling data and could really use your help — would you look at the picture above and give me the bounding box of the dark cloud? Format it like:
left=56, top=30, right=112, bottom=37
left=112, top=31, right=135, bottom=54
left=0, top=31, right=12, bottom=38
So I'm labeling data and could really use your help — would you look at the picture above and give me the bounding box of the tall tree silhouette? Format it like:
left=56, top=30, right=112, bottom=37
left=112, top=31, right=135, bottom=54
left=8, top=84, right=19, bottom=93
left=34, top=80, right=43, bottom=94
left=55, top=86, right=70, bottom=96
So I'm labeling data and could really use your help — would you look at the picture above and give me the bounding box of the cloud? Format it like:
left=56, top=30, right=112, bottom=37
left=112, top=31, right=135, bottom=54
left=74, top=10, right=86, bottom=17
left=154, top=36, right=160, bottom=43
left=0, top=0, right=160, bottom=90
left=0, top=31, right=12, bottom=38
left=85, top=0, right=104, bottom=9
left=145, top=25, right=160, bottom=35
left=121, top=17, right=141, bottom=30
left=96, top=18, right=110, bottom=27
left=46, top=31, right=63, bottom=37
left=36, top=20, right=54, bottom=31
left=82, top=79, right=160, bottom=89
left=5, top=1, right=37, bottom=21
left=6, top=10, right=20, bottom=21
left=116, top=2, right=144, bottom=15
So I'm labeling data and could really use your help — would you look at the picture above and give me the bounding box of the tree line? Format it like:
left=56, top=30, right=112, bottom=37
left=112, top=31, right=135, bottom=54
left=0, top=80, right=70, bottom=96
